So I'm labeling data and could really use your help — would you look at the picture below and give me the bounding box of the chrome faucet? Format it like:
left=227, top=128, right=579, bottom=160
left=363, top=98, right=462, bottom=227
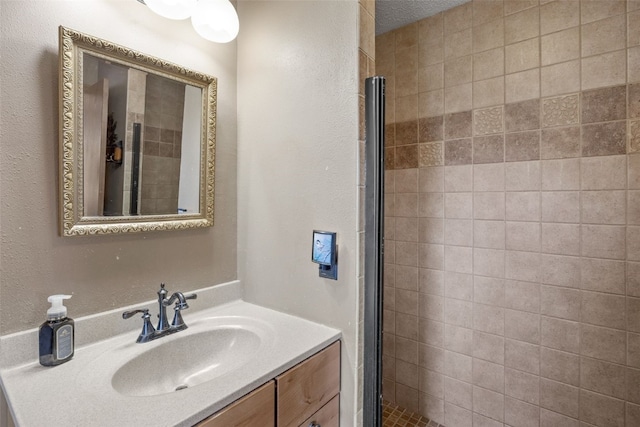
left=123, top=283, right=197, bottom=343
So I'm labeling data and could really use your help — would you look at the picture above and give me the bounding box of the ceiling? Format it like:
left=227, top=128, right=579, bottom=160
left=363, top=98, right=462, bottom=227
left=375, top=0, right=470, bottom=35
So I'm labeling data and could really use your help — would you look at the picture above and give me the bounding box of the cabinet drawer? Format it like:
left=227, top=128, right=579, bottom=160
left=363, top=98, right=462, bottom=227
left=299, top=394, right=339, bottom=427
left=276, top=341, right=340, bottom=427
left=196, top=380, right=275, bottom=427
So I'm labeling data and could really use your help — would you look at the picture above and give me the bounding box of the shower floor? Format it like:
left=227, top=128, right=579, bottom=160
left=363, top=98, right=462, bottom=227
left=382, top=400, right=444, bottom=427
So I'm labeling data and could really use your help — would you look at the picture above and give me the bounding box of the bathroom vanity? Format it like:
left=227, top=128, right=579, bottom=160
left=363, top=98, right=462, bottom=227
left=0, top=281, right=341, bottom=426
left=198, top=341, right=340, bottom=426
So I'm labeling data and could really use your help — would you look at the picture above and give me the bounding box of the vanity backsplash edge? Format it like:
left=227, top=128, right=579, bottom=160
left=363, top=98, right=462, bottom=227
left=0, top=280, right=242, bottom=369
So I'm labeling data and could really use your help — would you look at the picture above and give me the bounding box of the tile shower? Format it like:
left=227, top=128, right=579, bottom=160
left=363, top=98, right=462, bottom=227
left=377, top=0, right=640, bottom=426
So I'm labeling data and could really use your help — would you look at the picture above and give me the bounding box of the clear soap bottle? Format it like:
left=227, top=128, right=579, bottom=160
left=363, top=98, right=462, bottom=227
left=39, top=295, right=74, bottom=366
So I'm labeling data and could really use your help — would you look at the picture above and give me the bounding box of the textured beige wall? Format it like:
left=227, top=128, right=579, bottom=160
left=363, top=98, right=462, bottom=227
left=0, top=0, right=237, bottom=335
left=378, top=1, right=640, bottom=426
left=236, top=1, right=359, bottom=425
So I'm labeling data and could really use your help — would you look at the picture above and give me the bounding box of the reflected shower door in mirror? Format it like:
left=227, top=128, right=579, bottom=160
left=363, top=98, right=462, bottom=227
left=82, top=54, right=202, bottom=217
left=59, top=26, right=217, bottom=236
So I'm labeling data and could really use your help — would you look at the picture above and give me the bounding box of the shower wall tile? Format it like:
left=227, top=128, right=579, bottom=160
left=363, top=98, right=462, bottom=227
left=444, top=402, right=472, bottom=427
left=472, top=386, right=504, bottom=422
left=581, top=14, right=626, bottom=58
left=505, top=396, right=539, bottom=427
left=581, top=50, right=627, bottom=90
left=582, top=121, right=627, bottom=157
left=379, top=1, right=639, bottom=420
left=505, top=338, right=540, bottom=374
left=541, top=27, right=580, bottom=66
left=444, top=350, right=472, bottom=382
left=504, top=0, right=537, bottom=16
left=581, top=190, right=626, bottom=224
left=540, top=126, right=580, bottom=159
left=539, top=0, right=579, bottom=35
left=473, top=18, right=505, bottom=53
left=473, top=0, right=504, bottom=26
left=540, top=347, right=580, bottom=386
left=581, top=85, right=627, bottom=123
left=580, top=389, right=625, bottom=427
left=474, top=276, right=505, bottom=306
left=474, top=106, right=504, bottom=136
left=506, top=191, right=540, bottom=221
left=541, top=223, right=580, bottom=255
left=542, top=158, right=580, bottom=190
left=473, top=330, right=505, bottom=364
left=580, top=357, right=626, bottom=399
left=445, top=138, right=473, bottom=165
left=419, top=116, right=443, bottom=142
left=473, top=76, right=505, bottom=109
left=581, top=155, right=627, bottom=190
left=474, top=220, right=506, bottom=249
left=543, top=61, right=581, bottom=97
left=541, top=94, right=579, bottom=128
left=505, top=37, right=540, bottom=74
left=444, top=377, right=472, bottom=410
left=630, top=120, right=640, bottom=153
left=541, top=191, right=580, bottom=223
left=505, top=68, right=540, bottom=103
left=505, top=160, right=540, bottom=191
left=505, top=130, right=540, bottom=161
left=420, top=193, right=444, bottom=218
left=473, top=248, right=505, bottom=278
left=445, top=83, right=473, bottom=113
left=582, top=0, right=626, bottom=23
left=581, top=324, right=627, bottom=364
left=474, top=163, right=505, bottom=191
left=504, top=8, right=539, bottom=44
left=581, top=258, right=626, bottom=294
left=541, top=316, right=581, bottom=354
left=473, top=358, right=504, bottom=392
left=473, top=47, right=504, bottom=81
left=444, top=164, right=473, bottom=192
left=445, top=111, right=473, bottom=139
left=473, top=135, right=505, bottom=164
left=505, top=280, right=540, bottom=313
left=541, top=285, right=581, bottom=321
left=539, top=378, right=579, bottom=418
left=540, top=255, right=581, bottom=289
left=505, top=99, right=540, bottom=132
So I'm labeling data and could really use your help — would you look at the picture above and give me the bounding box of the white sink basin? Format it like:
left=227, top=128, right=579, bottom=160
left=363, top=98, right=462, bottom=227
left=112, top=326, right=263, bottom=396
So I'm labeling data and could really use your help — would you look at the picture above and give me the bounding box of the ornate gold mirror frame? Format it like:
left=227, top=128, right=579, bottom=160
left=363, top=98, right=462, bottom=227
left=58, top=26, right=216, bottom=236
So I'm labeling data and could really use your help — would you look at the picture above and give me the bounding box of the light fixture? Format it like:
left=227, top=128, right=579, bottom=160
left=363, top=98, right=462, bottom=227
left=144, top=0, right=197, bottom=20
left=191, top=0, right=239, bottom=43
left=141, top=0, right=239, bottom=43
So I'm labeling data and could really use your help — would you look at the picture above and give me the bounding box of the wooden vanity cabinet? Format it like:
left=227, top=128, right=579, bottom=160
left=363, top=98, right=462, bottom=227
left=196, top=381, right=275, bottom=427
left=276, top=340, right=340, bottom=427
left=196, top=340, right=340, bottom=427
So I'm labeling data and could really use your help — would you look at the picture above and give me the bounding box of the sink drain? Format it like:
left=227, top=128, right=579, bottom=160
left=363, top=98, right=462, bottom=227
left=175, top=385, right=188, bottom=391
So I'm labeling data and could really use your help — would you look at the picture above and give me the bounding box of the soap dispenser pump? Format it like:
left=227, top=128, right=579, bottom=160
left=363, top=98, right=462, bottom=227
left=39, top=295, right=74, bottom=366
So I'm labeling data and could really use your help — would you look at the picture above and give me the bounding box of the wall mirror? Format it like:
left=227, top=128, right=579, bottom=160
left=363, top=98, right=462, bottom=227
left=58, top=26, right=216, bottom=236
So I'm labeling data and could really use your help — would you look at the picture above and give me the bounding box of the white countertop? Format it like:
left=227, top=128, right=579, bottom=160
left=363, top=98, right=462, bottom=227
left=0, top=282, right=341, bottom=427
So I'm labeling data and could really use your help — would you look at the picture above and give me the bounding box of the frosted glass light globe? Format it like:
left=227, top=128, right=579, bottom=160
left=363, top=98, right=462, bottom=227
left=145, top=0, right=197, bottom=20
left=191, top=0, right=239, bottom=43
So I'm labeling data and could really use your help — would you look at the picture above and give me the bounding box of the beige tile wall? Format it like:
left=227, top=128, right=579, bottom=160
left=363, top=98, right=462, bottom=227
left=377, top=0, right=640, bottom=425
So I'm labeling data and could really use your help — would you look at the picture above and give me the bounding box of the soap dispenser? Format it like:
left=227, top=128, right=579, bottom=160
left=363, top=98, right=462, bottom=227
left=39, top=295, right=74, bottom=366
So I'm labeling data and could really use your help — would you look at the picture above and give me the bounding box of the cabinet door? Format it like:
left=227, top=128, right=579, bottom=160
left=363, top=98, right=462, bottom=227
left=197, top=381, right=275, bottom=427
left=276, top=341, right=340, bottom=427
left=299, top=394, right=339, bottom=427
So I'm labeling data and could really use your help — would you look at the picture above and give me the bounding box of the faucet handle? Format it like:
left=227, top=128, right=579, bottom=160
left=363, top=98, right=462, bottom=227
left=185, top=293, right=197, bottom=301
left=122, top=308, right=156, bottom=343
left=122, top=309, right=149, bottom=319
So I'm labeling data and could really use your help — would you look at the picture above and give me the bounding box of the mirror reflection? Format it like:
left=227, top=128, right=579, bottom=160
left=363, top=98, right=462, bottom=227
left=83, top=54, right=202, bottom=217
left=58, top=26, right=216, bottom=236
